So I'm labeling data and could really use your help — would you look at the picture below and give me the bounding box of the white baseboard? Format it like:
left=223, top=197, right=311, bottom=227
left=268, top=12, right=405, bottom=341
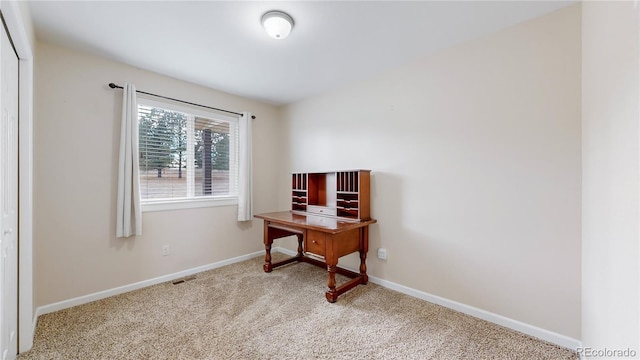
left=370, top=275, right=582, bottom=350
left=274, top=247, right=581, bottom=351
left=34, top=247, right=581, bottom=352
left=34, top=250, right=264, bottom=320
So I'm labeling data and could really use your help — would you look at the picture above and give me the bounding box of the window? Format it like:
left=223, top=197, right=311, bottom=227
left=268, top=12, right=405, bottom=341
left=137, top=97, right=239, bottom=210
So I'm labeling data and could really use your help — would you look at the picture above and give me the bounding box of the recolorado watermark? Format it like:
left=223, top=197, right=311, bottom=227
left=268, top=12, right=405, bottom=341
left=577, top=347, right=637, bottom=359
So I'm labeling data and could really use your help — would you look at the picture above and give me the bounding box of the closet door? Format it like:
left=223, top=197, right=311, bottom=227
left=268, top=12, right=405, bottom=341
left=0, top=17, right=19, bottom=360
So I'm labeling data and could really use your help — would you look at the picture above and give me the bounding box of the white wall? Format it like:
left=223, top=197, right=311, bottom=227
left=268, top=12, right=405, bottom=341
left=280, top=5, right=582, bottom=339
left=33, top=41, right=282, bottom=308
left=582, top=1, right=640, bottom=355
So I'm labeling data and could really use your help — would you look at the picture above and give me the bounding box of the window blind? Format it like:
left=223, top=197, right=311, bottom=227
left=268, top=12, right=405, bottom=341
left=137, top=98, right=239, bottom=202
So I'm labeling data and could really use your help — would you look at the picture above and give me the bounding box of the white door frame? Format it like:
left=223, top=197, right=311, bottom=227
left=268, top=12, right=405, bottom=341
left=0, top=14, right=20, bottom=359
left=0, top=1, right=34, bottom=353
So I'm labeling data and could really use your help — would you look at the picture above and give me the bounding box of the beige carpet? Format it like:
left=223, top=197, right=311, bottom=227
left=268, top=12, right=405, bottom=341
left=19, top=254, right=578, bottom=360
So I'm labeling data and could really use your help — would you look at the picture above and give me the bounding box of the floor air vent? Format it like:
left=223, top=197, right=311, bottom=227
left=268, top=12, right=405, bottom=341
left=172, top=275, right=196, bottom=285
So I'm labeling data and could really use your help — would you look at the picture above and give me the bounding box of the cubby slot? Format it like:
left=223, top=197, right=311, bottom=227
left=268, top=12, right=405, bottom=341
left=292, top=173, right=308, bottom=191
left=337, top=208, right=359, bottom=218
left=292, top=187, right=308, bottom=213
left=293, top=204, right=307, bottom=212
left=337, top=199, right=359, bottom=208
left=337, top=171, right=360, bottom=192
left=336, top=191, right=359, bottom=219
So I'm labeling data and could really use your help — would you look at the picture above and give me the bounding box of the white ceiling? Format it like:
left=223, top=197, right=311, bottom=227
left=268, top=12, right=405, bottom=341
left=28, top=1, right=576, bottom=106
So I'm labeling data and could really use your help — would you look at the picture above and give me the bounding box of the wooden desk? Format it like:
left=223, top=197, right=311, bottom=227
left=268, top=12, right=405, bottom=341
left=255, top=211, right=377, bottom=302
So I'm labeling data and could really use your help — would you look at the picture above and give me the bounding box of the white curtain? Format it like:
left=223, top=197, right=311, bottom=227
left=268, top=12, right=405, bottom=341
left=237, top=112, right=253, bottom=221
left=116, top=83, right=142, bottom=237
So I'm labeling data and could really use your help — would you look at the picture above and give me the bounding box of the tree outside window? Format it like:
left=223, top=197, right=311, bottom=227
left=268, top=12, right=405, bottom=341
left=137, top=101, right=238, bottom=201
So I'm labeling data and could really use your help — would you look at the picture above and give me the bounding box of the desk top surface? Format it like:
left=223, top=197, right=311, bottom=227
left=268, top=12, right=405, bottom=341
left=254, top=211, right=376, bottom=233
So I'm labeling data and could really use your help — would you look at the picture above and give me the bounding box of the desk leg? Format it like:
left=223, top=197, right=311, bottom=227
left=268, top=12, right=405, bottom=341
left=326, top=264, right=338, bottom=303
left=296, top=233, right=304, bottom=257
left=263, top=221, right=273, bottom=273
left=359, top=226, right=369, bottom=284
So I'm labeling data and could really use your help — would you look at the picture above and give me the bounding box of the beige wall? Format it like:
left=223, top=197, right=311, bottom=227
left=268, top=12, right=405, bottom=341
left=280, top=6, right=581, bottom=338
left=582, top=1, right=639, bottom=354
left=33, top=41, right=282, bottom=307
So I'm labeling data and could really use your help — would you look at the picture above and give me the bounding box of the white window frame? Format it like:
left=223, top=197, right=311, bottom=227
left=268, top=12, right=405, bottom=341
left=137, top=96, right=239, bottom=212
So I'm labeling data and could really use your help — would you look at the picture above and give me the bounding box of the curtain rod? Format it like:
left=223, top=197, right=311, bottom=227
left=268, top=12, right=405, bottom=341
left=108, top=83, right=255, bottom=119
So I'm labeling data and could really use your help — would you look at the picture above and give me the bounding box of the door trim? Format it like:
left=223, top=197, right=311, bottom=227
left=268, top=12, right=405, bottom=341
left=0, top=2, right=34, bottom=353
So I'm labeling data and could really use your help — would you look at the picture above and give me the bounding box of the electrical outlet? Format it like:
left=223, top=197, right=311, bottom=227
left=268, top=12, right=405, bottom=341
left=377, top=248, right=387, bottom=260
left=162, top=245, right=170, bottom=256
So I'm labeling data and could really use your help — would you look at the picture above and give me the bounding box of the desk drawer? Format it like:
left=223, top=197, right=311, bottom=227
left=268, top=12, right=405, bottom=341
left=307, top=205, right=337, bottom=217
left=305, top=231, right=325, bottom=257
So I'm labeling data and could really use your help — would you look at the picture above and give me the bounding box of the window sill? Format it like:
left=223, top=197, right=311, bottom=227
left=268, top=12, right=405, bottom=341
left=141, top=196, right=238, bottom=212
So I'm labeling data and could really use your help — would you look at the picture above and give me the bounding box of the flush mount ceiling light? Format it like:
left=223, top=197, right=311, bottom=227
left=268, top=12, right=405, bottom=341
left=261, top=10, right=294, bottom=40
